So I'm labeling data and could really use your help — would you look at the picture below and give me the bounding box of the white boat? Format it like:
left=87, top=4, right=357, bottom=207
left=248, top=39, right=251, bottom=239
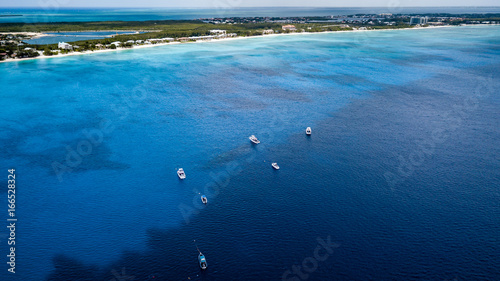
left=306, top=127, right=312, bottom=135
left=272, top=162, right=280, bottom=170
left=201, top=195, right=207, bottom=204
left=249, top=135, right=260, bottom=144
left=177, top=168, right=186, bottom=179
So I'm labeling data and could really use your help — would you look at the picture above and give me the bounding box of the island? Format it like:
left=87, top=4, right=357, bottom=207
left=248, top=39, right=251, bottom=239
left=1, top=13, right=499, bottom=62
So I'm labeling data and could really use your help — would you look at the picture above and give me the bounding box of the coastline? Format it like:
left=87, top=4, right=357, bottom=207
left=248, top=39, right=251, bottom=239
left=2, top=15, right=499, bottom=281
left=0, top=24, right=488, bottom=64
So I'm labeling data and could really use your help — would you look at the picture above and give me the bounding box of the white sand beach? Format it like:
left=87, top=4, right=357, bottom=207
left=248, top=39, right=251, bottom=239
left=0, top=25, right=475, bottom=64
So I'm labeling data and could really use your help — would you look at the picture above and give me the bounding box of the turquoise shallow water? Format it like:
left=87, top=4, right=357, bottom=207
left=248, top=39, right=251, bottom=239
left=0, top=26, right=499, bottom=280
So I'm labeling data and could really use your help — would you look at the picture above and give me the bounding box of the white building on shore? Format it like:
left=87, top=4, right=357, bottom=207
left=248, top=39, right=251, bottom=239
left=282, top=25, right=297, bottom=31
left=210, top=29, right=226, bottom=35
left=410, top=16, right=429, bottom=25
left=58, top=42, right=72, bottom=50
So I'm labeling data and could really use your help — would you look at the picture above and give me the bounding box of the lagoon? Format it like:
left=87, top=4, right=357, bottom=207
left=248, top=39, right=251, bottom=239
left=24, top=31, right=142, bottom=45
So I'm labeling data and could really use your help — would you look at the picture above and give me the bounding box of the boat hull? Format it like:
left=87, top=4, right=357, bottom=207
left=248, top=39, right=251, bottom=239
left=198, top=254, right=207, bottom=270
left=177, top=169, right=186, bottom=179
left=249, top=135, right=260, bottom=144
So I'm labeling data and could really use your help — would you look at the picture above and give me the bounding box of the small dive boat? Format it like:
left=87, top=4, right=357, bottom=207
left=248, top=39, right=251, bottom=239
left=201, top=195, right=207, bottom=204
left=306, top=127, right=312, bottom=135
left=177, top=168, right=186, bottom=179
left=198, top=252, right=207, bottom=270
left=272, top=162, right=280, bottom=170
left=249, top=135, right=260, bottom=144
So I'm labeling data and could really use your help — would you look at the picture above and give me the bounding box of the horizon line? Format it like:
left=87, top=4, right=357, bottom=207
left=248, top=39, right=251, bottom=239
left=2, top=6, right=500, bottom=9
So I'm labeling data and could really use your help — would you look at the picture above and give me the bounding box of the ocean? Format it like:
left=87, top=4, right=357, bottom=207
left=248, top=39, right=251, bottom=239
left=0, top=25, right=499, bottom=280
left=1, top=7, right=500, bottom=23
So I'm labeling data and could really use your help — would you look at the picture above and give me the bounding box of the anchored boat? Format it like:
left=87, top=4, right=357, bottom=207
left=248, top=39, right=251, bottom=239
left=272, top=162, right=280, bottom=170
left=194, top=240, right=207, bottom=270
left=306, top=127, right=312, bottom=135
left=249, top=135, right=260, bottom=144
left=177, top=168, right=186, bottom=179
left=198, top=252, right=207, bottom=270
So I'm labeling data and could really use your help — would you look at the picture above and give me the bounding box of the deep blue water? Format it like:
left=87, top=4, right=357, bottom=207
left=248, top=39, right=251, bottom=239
left=0, top=25, right=499, bottom=280
left=24, top=31, right=143, bottom=45
left=1, top=7, right=500, bottom=23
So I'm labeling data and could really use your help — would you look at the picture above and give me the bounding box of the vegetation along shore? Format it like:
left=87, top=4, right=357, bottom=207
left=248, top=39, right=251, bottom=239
left=1, top=13, right=499, bottom=63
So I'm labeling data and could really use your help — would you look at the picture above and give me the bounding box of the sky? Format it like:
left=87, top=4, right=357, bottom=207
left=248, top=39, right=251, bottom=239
left=0, top=0, right=498, bottom=8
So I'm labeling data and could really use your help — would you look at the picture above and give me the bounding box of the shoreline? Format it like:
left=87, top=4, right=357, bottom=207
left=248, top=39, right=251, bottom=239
left=0, top=24, right=493, bottom=64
